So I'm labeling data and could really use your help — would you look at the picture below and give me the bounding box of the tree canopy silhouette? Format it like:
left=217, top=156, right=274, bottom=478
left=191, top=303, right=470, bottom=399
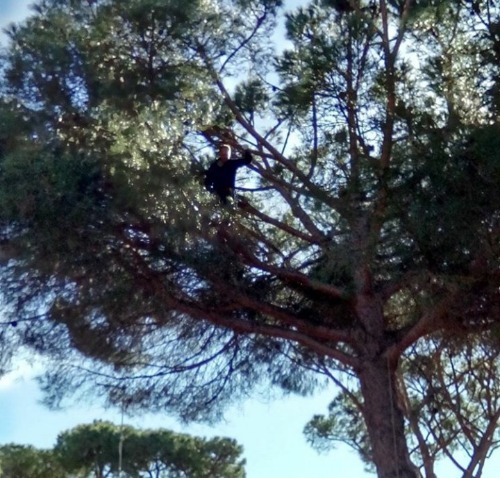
left=0, top=1, right=499, bottom=477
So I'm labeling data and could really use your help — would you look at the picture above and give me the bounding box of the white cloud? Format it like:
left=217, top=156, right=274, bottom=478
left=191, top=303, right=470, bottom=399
left=0, top=359, right=42, bottom=391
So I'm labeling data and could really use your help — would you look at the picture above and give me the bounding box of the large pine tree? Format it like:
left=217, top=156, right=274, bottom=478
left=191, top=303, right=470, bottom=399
left=0, top=1, right=499, bottom=477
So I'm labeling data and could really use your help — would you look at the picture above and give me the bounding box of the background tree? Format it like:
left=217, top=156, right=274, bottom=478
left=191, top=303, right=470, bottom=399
left=54, top=420, right=245, bottom=478
left=305, top=334, right=500, bottom=478
left=0, top=1, right=499, bottom=478
left=0, top=444, right=65, bottom=478
left=121, top=429, right=245, bottom=478
left=0, top=422, right=245, bottom=478
left=55, top=421, right=125, bottom=478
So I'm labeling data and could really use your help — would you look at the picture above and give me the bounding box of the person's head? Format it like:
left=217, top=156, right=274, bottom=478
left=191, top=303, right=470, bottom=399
left=219, top=143, right=232, bottom=162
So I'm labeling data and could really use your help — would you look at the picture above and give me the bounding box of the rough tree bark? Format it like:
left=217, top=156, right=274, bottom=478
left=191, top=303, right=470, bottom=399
left=359, top=358, right=421, bottom=478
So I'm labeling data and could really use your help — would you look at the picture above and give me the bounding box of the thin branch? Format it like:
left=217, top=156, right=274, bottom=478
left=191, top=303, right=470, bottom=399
left=308, top=93, right=319, bottom=180
left=219, top=10, right=268, bottom=73
left=241, top=200, right=322, bottom=244
left=320, top=363, right=364, bottom=409
left=463, top=408, right=500, bottom=478
left=396, top=368, right=437, bottom=478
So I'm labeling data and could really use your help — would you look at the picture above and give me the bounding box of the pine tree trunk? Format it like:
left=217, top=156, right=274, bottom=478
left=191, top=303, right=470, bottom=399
left=358, top=358, right=421, bottom=478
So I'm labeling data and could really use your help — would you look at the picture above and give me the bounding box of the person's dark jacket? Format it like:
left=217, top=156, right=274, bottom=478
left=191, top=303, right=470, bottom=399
left=204, top=149, right=252, bottom=204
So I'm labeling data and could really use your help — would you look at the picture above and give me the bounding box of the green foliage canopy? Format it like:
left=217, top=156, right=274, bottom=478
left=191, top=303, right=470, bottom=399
left=0, top=1, right=499, bottom=477
left=0, top=421, right=245, bottom=478
left=0, top=444, right=65, bottom=478
left=55, top=420, right=245, bottom=478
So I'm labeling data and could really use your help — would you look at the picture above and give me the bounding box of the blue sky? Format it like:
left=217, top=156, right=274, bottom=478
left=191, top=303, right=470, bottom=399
left=0, top=360, right=370, bottom=478
left=1, top=2, right=500, bottom=478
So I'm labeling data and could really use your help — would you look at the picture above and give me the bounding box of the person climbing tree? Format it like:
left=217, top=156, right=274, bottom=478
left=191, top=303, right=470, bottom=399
left=204, top=143, right=252, bottom=205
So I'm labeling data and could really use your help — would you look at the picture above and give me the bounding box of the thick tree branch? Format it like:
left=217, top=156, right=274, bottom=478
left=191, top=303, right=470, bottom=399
left=117, top=227, right=358, bottom=362
left=216, top=224, right=349, bottom=301
left=172, top=298, right=359, bottom=368
left=385, top=294, right=458, bottom=363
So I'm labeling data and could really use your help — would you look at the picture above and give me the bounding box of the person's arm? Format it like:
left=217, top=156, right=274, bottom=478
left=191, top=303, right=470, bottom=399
left=242, top=148, right=252, bottom=165
left=233, top=149, right=253, bottom=168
